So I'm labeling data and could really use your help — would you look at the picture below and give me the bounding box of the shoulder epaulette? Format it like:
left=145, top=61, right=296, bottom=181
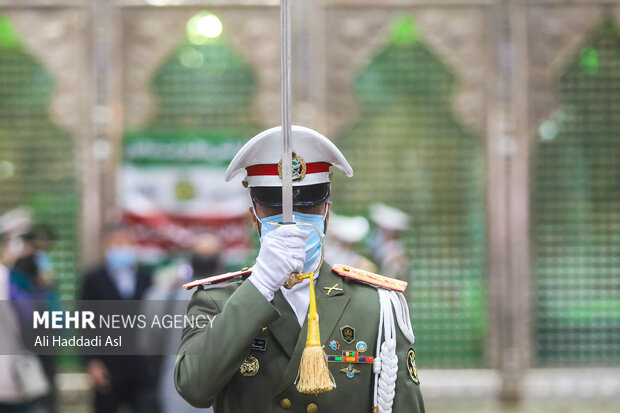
left=182, top=268, right=252, bottom=290
left=331, top=264, right=407, bottom=292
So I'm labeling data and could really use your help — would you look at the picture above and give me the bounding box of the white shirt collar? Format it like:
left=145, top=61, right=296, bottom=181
left=280, top=257, right=320, bottom=326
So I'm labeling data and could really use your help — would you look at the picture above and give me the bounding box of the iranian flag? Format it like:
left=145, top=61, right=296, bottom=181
left=120, top=131, right=251, bottom=264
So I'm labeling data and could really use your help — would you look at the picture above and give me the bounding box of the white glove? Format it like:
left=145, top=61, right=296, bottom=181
left=249, top=224, right=309, bottom=301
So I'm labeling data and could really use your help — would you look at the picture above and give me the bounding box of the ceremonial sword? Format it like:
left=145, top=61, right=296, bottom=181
left=280, top=0, right=301, bottom=289
left=277, top=2, right=335, bottom=393
left=280, top=0, right=293, bottom=223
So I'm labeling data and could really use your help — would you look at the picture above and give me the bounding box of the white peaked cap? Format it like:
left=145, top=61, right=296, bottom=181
left=0, top=207, right=32, bottom=236
left=329, top=213, right=370, bottom=244
left=225, top=125, right=353, bottom=187
left=370, top=203, right=409, bottom=232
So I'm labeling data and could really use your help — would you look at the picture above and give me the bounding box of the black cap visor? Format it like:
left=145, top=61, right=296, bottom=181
left=250, top=183, right=330, bottom=207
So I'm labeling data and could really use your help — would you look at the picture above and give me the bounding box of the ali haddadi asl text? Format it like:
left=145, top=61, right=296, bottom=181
left=34, top=335, right=121, bottom=347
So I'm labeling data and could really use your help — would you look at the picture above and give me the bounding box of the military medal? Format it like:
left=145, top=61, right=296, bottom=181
left=240, top=356, right=259, bottom=376
left=340, top=325, right=355, bottom=344
left=329, top=340, right=340, bottom=351
left=356, top=341, right=367, bottom=353
left=328, top=351, right=373, bottom=363
left=406, top=348, right=419, bottom=384
left=340, top=364, right=360, bottom=379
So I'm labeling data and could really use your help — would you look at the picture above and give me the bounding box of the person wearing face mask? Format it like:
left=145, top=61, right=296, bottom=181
left=175, top=126, right=425, bottom=413
left=9, top=229, right=61, bottom=413
left=80, top=224, right=156, bottom=413
left=1, top=232, right=51, bottom=413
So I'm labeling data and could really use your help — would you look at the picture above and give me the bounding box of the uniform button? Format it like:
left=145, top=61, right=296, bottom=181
left=280, top=398, right=291, bottom=409
left=306, top=403, right=318, bottom=413
left=261, top=326, right=268, bottom=333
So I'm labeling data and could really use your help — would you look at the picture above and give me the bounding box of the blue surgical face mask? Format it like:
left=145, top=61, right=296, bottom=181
left=35, top=251, right=53, bottom=274
left=106, top=246, right=136, bottom=271
left=255, top=206, right=329, bottom=274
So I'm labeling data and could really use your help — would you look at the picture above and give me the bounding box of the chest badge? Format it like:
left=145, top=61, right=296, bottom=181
left=406, top=348, right=419, bottom=384
left=340, top=364, right=360, bottom=379
left=251, top=338, right=267, bottom=352
left=340, top=325, right=355, bottom=344
left=240, top=356, right=259, bottom=377
left=356, top=341, right=367, bottom=353
left=329, top=340, right=340, bottom=351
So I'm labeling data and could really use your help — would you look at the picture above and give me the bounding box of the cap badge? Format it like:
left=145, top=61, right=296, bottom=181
left=278, top=152, right=307, bottom=181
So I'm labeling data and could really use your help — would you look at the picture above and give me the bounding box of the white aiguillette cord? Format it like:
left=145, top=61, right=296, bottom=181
left=373, top=289, right=416, bottom=413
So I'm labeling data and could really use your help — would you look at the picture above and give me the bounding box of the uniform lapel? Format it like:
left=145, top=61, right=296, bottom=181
left=275, top=267, right=350, bottom=395
left=269, top=290, right=301, bottom=358
left=316, top=268, right=350, bottom=350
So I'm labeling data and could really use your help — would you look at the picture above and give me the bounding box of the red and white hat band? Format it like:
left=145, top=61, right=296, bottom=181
left=245, top=161, right=331, bottom=187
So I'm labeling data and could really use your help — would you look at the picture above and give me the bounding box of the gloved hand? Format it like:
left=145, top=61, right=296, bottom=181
left=249, top=224, right=309, bottom=301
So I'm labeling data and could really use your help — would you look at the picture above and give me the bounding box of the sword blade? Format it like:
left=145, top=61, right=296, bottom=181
left=280, top=0, right=293, bottom=222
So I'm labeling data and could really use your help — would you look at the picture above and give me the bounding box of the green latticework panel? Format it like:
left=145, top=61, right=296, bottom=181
left=533, top=20, right=620, bottom=365
left=0, top=16, right=79, bottom=299
left=333, top=16, right=487, bottom=367
left=146, top=11, right=260, bottom=137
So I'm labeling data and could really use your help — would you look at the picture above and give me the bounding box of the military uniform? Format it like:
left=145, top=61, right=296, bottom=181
left=174, top=125, right=424, bottom=412
left=174, top=266, right=424, bottom=412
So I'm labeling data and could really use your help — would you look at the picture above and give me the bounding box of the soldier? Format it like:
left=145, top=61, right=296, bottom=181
left=325, top=213, right=377, bottom=273
left=175, top=126, right=424, bottom=413
left=368, top=203, right=411, bottom=282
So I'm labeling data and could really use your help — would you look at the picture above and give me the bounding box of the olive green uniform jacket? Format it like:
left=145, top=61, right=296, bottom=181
left=174, top=267, right=425, bottom=413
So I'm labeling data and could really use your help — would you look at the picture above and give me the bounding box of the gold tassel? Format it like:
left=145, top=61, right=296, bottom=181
left=296, top=272, right=336, bottom=394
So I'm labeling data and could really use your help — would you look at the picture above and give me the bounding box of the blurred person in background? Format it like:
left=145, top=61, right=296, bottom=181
left=9, top=225, right=60, bottom=413
left=368, top=203, right=411, bottom=281
left=22, top=225, right=57, bottom=283
left=80, top=224, right=156, bottom=413
left=0, top=208, right=32, bottom=267
left=141, top=233, right=222, bottom=413
left=1, top=227, right=50, bottom=413
left=324, top=212, right=377, bottom=272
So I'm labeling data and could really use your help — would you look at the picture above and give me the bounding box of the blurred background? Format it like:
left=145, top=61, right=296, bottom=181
left=0, top=0, right=619, bottom=412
